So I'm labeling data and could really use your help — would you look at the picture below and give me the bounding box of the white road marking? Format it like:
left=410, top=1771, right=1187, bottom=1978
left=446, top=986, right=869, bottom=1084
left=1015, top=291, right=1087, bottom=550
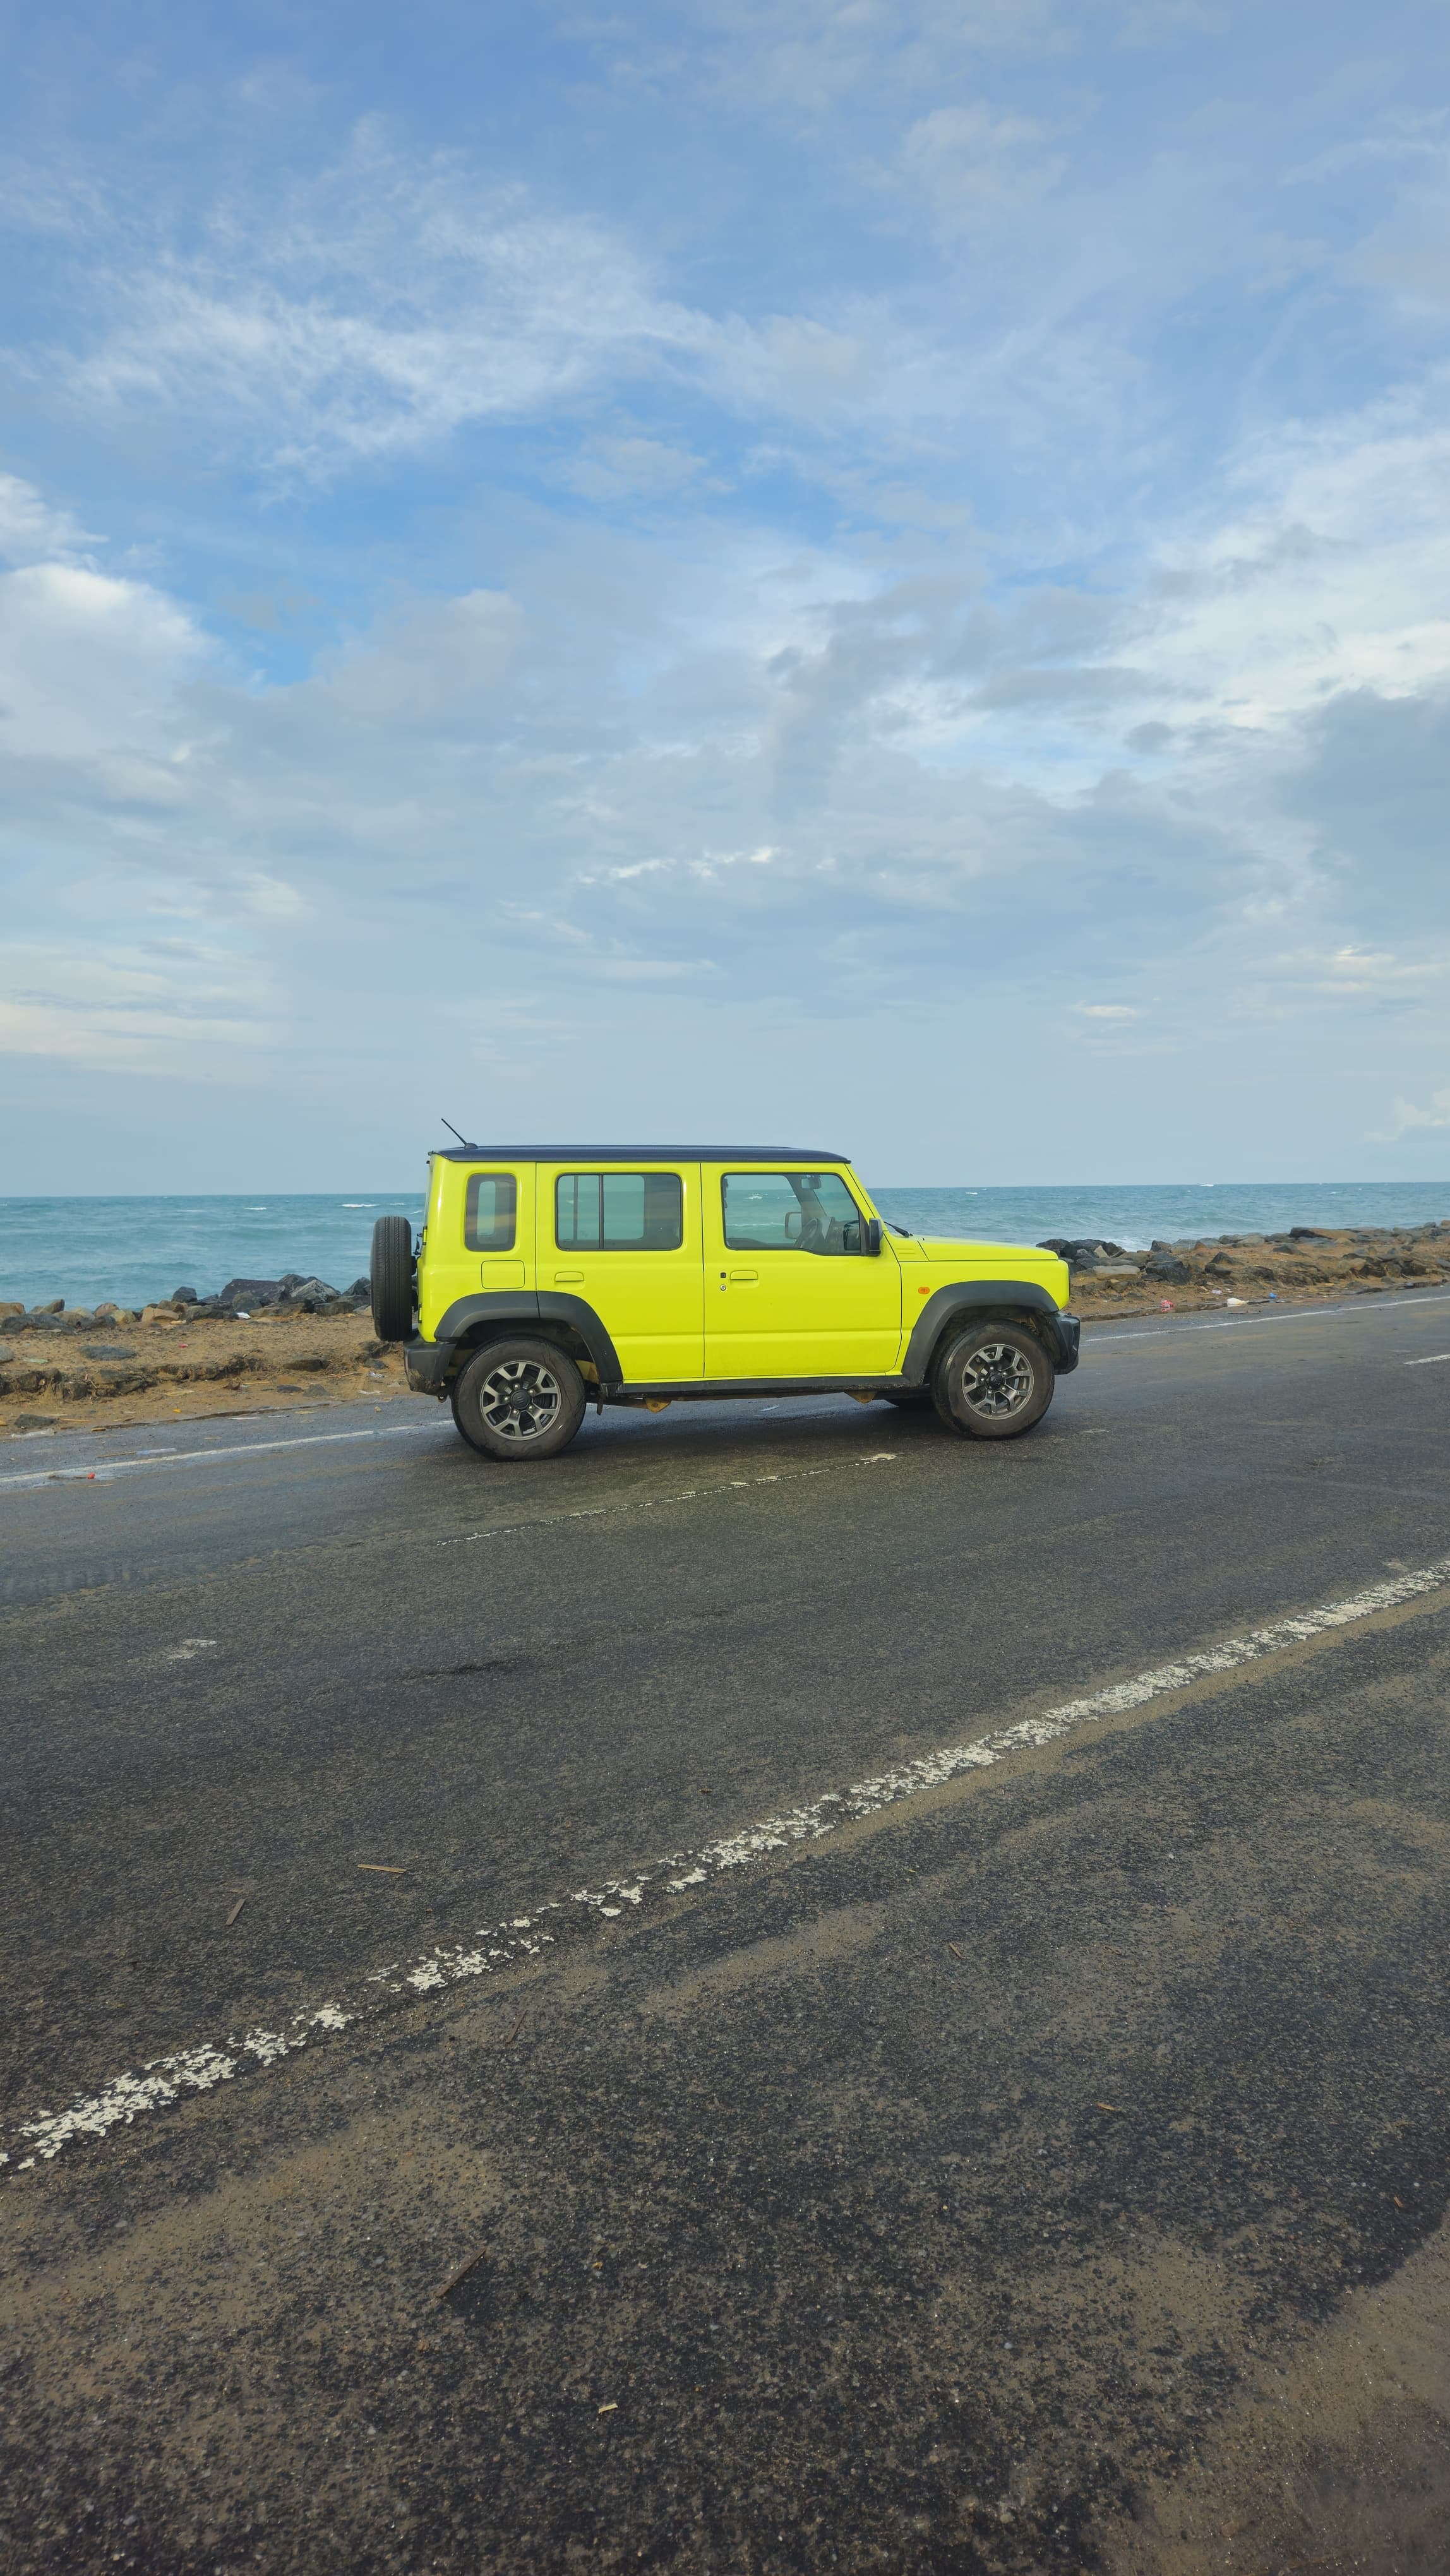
left=0, top=1419, right=449, bottom=1493
left=1089, top=1289, right=1450, bottom=1347
left=1405, top=1353, right=1450, bottom=1366
left=8, top=1549, right=1450, bottom=2176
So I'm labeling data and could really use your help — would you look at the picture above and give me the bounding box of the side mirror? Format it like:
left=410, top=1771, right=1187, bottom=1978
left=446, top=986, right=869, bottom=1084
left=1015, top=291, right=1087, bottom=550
left=863, top=1216, right=882, bottom=1256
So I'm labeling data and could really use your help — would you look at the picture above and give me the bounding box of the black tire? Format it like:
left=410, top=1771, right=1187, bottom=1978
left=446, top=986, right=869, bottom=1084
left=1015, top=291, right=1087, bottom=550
left=451, top=1338, right=587, bottom=1462
left=370, top=1215, right=416, bottom=1342
left=930, top=1320, right=1055, bottom=1440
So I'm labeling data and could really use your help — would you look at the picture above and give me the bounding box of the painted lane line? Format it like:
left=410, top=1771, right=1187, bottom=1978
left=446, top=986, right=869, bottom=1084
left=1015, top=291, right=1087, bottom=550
left=542, top=1556, right=1450, bottom=1909
left=1089, top=1289, right=1450, bottom=1348
left=1405, top=1353, right=1450, bottom=1366
left=0, top=1419, right=450, bottom=1493
left=8, top=1550, right=1449, bottom=2174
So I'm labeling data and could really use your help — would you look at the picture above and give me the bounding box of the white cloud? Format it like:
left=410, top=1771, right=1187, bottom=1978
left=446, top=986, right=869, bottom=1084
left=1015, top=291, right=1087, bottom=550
left=0, top=941, right=278, bottom=1076
left=0, top=563, right=207, bottom=762
left=1386, top=1085, right=1450, bottom=1135
left=558, top=435, right=710, bottom=500
left=6, top=132, right=920, bottom=478
left=901, top=102, right=1065, bottom=227
left=608, top=0, right=1068, bottom=121
left=0, top=471, right=99, bottom=566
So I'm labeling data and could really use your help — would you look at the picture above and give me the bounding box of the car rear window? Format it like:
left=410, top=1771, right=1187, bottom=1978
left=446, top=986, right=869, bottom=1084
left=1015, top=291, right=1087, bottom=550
left=556, top=1171, right=683, bottom=1251
left=464, top=1172, right=518, bottom=1251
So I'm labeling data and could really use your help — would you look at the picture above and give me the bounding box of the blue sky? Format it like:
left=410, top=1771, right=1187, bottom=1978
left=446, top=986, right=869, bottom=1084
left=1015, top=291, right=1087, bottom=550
left=3, top=0, right=1449, bottom=1187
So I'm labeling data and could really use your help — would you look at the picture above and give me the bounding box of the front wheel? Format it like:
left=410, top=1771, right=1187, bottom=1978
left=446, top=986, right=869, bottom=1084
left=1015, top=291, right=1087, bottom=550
left=931, top=1321, right=1055, bottom=1440
left=451, top=1339, right=587, bottom=1462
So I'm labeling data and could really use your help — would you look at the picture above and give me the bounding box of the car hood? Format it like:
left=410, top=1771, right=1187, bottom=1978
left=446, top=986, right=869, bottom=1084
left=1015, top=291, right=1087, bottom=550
left=909, top=1236, right=1070, bottom=1303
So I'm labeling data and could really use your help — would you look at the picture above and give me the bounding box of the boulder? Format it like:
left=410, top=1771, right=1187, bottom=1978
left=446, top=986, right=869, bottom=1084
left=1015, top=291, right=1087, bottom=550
left=217, top=1278, right=281, bottom=1309
left=0, top=1302, right=22, bottom=1319
left=171, top=1285, right=200, bottom=1304
left=347, top=1277, right=371, bottom=1299
left=1289, top=1226, right=1331, bottom=1240
left=1036, top=1237, right=1132, bottom=1269
left=1142, top=1251, right=1191, bottom=1282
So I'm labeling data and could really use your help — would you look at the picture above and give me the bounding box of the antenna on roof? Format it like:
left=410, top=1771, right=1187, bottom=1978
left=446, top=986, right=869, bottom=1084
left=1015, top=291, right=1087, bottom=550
left=440, top=1118, right=471, bottom=1147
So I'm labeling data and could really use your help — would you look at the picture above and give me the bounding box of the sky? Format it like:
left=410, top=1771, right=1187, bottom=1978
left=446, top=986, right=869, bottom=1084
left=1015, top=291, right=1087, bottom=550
left=2, top=0, right=1449, bottom=1190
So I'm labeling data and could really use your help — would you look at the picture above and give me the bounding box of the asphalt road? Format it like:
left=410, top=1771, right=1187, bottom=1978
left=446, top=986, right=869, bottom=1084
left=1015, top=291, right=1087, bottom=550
left=4, top=1289, right=1450, bottom=2575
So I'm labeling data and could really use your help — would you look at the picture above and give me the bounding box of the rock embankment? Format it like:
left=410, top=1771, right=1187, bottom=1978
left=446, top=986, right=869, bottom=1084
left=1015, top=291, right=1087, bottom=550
left=0, top=1295, right=408, bottom=1440
left=1044, top=1220, right=1450, bottom=1316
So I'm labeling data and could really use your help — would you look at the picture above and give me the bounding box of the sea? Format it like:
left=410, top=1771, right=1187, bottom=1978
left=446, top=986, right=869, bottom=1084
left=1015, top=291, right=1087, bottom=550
left=3, top=1181, right=1448, bottom=1312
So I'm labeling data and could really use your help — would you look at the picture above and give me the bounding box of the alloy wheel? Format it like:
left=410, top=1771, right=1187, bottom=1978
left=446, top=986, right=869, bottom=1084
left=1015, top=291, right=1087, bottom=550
left=958, top=1341, right=1034, bottom=1419
left=477, top=1357, right=564, bottom=1443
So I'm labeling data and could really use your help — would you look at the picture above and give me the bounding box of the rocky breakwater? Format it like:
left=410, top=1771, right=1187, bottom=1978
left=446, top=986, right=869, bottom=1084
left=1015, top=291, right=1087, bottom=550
left=0, top=1273, right=410, bottom=1438
left=1040, top=1220, right=1450, bottom=1318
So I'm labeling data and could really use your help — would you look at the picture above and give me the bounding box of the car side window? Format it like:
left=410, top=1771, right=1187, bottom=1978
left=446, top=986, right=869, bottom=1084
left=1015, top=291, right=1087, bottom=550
left=464, top=1171, right=518, bottom=1251
left=556, top=1171, right=684, bottom=1251
left=722, top=1171, right=864, bottom=1256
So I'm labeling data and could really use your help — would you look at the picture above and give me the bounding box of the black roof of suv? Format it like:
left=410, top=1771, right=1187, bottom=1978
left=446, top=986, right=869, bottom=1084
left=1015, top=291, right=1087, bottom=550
left=433, top=1143, right=850, bottom=1162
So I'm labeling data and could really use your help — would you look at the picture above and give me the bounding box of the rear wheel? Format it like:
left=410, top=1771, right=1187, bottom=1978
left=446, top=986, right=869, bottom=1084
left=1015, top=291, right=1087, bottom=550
left=369, top=1215, right=415, bottom=1342
left=451, top=1338, right=587, bottom=1462
left=931, top=1321, right=1055, bottom=1440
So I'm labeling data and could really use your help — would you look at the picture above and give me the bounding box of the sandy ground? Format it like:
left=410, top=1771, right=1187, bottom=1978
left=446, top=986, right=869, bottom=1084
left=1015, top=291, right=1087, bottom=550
left=0, top=1312, right=415, bottom=1440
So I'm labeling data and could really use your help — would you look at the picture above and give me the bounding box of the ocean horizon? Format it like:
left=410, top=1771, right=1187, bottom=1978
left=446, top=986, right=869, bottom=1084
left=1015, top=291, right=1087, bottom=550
left=3, top=1181, right=1448, bottom=1311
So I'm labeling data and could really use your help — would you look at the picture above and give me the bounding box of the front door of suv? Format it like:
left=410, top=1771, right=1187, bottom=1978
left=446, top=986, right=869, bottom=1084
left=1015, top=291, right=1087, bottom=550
left=703, top=1167, right=902, bottom=1379
left=541, top=1163, right=704, bottom=1381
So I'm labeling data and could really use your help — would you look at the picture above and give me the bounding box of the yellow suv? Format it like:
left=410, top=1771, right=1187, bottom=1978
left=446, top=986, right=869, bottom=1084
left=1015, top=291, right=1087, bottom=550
left=371, top=1144, right=1078, bottom=1462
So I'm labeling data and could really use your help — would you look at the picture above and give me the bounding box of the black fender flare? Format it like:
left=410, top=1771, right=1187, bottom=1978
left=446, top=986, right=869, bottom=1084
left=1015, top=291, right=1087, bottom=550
left=433, top=1291, right=623, bottom=1385
left=903, top=1280, right=1078, bottom=1382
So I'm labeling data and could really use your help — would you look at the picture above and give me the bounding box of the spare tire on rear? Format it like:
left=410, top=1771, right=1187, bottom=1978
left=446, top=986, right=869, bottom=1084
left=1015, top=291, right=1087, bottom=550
left=370, top=1215, right=416, bottom=1342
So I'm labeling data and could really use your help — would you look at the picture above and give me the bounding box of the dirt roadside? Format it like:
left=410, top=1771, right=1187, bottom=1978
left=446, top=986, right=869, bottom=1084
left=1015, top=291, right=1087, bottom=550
left=0, top=1312, right=417, bottom=1441
left=1066, top=1222, right=1449, bottom=1323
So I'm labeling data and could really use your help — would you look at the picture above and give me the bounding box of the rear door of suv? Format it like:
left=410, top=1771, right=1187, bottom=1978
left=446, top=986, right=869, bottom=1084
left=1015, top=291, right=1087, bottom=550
left=538, top=1160, right=704, bottom=1380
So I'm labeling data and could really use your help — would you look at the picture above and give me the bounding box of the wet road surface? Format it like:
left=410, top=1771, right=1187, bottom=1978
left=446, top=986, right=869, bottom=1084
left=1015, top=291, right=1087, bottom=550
left=4, top=1288, right=1450, bottom=2572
